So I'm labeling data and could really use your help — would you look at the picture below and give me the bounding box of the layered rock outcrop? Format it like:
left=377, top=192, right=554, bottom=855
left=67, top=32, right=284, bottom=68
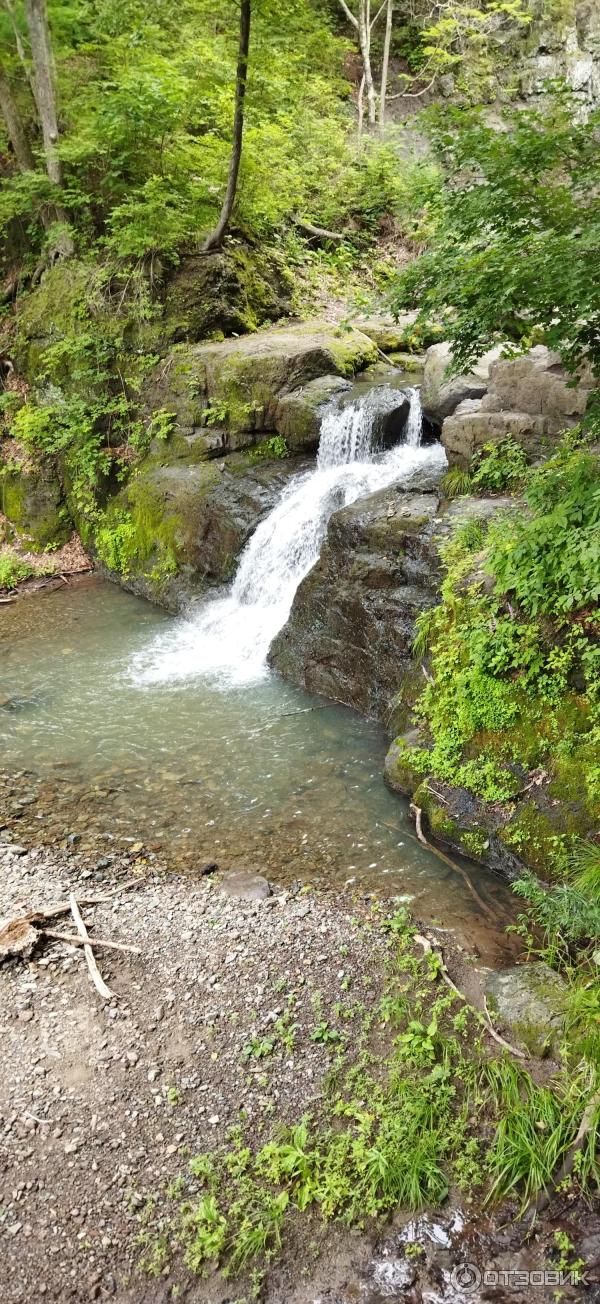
left=443, top=346, right=594, bottom=468
left=422, top=341, right=594, bottom=469
left=269, top=484, right=444, bottom=721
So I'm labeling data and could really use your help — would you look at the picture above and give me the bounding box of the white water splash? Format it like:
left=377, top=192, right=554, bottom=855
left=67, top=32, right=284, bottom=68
left=131, top=387, right=446, bottom=687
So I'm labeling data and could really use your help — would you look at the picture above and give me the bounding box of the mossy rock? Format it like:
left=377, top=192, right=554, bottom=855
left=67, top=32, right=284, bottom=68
left=484, top=962, right=566, bottom=1058
left=384, top=733, right=429, bottom=795
left=94, top=451, right=310, bottom=611
left=0, top=456, right=71, bottom=551
left=162, top=245, right=292, bottom=343
left=141, top=321, right=378, bottom=448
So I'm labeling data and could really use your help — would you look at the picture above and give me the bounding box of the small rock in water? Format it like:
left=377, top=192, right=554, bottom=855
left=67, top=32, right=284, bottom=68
left=221, top=869, right=271, bottom=902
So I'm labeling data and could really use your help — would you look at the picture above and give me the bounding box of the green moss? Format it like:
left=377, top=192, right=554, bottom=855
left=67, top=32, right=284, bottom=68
left=95, top=474, right=183, bottom=587
left=500, top=804, right=572, bottom=880
left=0, top=460, right=71, bottom=551
left=328, top=330, right=378, bottom=376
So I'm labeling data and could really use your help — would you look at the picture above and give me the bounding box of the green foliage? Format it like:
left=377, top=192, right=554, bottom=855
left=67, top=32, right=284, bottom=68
left=470, top=437, right=529, bottom=493
left=392, top=99, right=600, bottom=401
left=0, top=549, right=36, bottom=589
left=488, top=449, right=600, bottom=616
left=0, top=0, right=418, bottom=268
left=142, top=911, right=600, bottom=1285
left=397, top=446, right=600, bottom=857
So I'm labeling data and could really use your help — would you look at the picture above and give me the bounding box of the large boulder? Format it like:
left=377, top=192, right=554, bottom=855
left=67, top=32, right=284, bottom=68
left=141, top=321, right=379, bottom=457
left=269, top=478, right=446, bottom=722
left=484, top=963, right=566, bottom=1057
left=421, top=342, right=502, bottom=426
left=162, top=246, right=292, bottom=343
left=442, top=345, right=594, bottom=468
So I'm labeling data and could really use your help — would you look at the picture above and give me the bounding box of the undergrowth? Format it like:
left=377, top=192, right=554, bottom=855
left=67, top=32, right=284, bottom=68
left=394, top=443, right=600, bottom=869
left=136, top=908, right=599, bottom=1289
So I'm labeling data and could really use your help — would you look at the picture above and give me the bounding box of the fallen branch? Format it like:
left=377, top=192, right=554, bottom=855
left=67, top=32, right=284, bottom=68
left=410, top=803, right=501, bottom=925
left=291, top=215, right=345, bottom=243
left=23, top=876, right=147, bottom=926
left=69, top=893, right=115, bottom=1001
left=483, top=995, right=528, bottom=1060
left=42, top=929, right=141, bottom=954
left=414, top=934, right=528, bottom=1060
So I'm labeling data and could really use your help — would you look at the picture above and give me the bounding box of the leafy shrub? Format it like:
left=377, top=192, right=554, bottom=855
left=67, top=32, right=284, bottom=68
left=0, top=550, right=35, bottom=590
left=488, top=450, right=600, bottom=616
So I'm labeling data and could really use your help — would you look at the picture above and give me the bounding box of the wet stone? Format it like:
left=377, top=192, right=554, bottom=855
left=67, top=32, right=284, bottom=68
left=220, top=869, right=272, bottom=902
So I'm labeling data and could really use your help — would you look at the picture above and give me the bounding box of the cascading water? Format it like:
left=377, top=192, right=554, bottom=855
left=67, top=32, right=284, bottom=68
left=131, top=386, right=447, bottom=687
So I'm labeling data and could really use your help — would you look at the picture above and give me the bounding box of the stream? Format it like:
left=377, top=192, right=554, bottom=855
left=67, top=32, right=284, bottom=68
left=1, top=383, right=518, bottom=965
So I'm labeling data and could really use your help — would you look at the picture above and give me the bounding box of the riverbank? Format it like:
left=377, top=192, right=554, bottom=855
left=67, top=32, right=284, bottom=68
left=0, top=838, right=596, bottom=1303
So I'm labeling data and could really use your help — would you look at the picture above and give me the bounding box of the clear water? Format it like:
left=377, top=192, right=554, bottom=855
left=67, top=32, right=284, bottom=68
left=0, top=579, right=516, bottom=962
left=0, top=386, right=518, bottom=962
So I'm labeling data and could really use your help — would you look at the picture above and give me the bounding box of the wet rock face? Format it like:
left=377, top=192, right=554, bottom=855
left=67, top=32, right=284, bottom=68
left=268, top=482, right=445, bottom=722
left=101, top=453, right=310, bottom=612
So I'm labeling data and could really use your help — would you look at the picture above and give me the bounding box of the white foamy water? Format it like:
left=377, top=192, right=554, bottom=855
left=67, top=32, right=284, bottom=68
left=131, top=387, right=446, bottom=687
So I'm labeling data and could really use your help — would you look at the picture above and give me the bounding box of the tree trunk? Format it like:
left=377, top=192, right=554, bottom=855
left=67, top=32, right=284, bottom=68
left=23, top=0, right=73, bottom=255
left=24, top=0, right=61, bottom=186
left=0, top=60, right=35, bottom=171
left=203, top=0, right=251, bottom=252
left=357, top=0, right=376, bottom=128
left=379, top=0, right=393, bottom=130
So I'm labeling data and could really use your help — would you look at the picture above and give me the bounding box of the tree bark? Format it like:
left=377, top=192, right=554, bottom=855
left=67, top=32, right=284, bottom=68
left=0, top=59, right=35, bottom=171
left=4, top=0, right=39, bottom=109
left=358, top=0, right=376, bottom=128
left=203, top=0, right=251, bottom=252
left=24, top=0, right=61, bottom=187
left=379, top=0, right=393, bottom=130
left=337, top=0, right=377, bottom=131
left=23, top=0, right=73, bottom=255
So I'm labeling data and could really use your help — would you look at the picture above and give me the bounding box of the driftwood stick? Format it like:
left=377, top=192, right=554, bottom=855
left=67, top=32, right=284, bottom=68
left=483, top=996, right=528, bottom=1060
left=414, top=934, right=528, bottom=1060
left=291, top=215, right=345, bottom=242
left=68, top=893, right=115, bottom=1001
left=24, top=876, right=146, bottom=925
left=42, top=929, right=141, bottom=954
left=410, top=803, right=501, bottom=925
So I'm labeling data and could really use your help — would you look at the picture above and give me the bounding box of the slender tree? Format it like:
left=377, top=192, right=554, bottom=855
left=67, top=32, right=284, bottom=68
left=336, top=0, right=379, bottom=130
left=203, top=0, right=251, bottom=252
left=0, top=58, right=34, bottom=170
left=21, top=0, right=73, bottom=255
left=378, top=0, right=393, bottom=130
left=24, top=0, right=62, bottom=187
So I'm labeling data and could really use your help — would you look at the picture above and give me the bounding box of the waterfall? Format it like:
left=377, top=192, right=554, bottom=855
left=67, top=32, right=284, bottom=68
left=131, top=387, right=446, bottom=687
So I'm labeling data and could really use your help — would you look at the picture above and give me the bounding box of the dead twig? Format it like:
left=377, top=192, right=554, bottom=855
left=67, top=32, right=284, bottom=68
left=410, top=803, right=501, bottom=925
left=69, top=893, right=115, bottom=1001
left=414, top=934, right=528, bottom=1060
left=42, top=929, right=141, bottom=954
left=23, top=876, right=146, bottom=926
